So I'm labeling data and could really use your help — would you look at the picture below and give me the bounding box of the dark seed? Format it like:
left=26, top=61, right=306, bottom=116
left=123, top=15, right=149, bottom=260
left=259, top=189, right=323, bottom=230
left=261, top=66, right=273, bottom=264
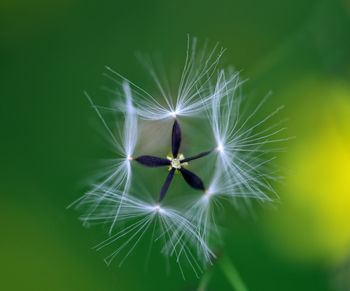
left=134, top=155, right=170, bottom=167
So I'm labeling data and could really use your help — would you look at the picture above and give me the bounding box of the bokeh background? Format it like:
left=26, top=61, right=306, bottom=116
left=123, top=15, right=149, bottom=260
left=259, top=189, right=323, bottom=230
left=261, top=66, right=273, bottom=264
left=1, top=0, right=350, bottom=290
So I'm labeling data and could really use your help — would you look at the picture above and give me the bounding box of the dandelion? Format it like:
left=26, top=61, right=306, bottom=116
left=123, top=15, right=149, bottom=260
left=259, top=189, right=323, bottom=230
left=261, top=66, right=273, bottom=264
left=72, top=37, right=286, bottom=279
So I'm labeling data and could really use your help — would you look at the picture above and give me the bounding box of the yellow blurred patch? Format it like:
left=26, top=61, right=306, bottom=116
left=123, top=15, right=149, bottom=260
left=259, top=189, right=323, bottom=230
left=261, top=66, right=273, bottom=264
left=265, top=80, right=350, bottom=264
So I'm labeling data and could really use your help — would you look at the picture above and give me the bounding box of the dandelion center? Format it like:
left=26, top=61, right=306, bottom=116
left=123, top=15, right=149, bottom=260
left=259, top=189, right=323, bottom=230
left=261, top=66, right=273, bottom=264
left=171, top=158, right=182, bottom=169
left=167, top=153, right=187, bottom=170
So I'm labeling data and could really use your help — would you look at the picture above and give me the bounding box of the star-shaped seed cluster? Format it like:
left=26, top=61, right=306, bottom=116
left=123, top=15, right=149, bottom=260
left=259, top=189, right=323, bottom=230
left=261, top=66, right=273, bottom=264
left=134, top=120, right=213, bottom=201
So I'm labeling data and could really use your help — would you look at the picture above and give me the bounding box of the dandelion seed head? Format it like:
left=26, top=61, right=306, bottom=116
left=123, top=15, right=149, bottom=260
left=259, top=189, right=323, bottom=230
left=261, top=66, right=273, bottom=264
left=73, top=36, right=287, bottom=275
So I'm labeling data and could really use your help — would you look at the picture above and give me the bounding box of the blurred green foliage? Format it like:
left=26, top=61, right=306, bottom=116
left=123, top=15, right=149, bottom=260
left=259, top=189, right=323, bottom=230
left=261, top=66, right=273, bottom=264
left=1, top=0, right=349, bottom=290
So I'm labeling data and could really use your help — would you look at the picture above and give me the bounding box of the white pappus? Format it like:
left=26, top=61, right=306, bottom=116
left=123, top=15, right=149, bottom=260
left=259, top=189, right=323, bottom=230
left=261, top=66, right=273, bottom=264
left=71, top=37, right=287, bottom=277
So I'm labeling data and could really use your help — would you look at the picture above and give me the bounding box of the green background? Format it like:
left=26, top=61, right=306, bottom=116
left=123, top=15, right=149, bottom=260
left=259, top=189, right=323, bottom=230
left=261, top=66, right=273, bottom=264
left=1, top=0, right=350, bottom=290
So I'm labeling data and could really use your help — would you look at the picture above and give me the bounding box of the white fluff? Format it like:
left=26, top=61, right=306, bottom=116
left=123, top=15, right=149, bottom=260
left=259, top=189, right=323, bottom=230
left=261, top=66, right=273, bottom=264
left=105, top=37, right=225, bottom=120
left=72, top=37, right=287, bottom=275
left=78, top=187, right=213, bottom=278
